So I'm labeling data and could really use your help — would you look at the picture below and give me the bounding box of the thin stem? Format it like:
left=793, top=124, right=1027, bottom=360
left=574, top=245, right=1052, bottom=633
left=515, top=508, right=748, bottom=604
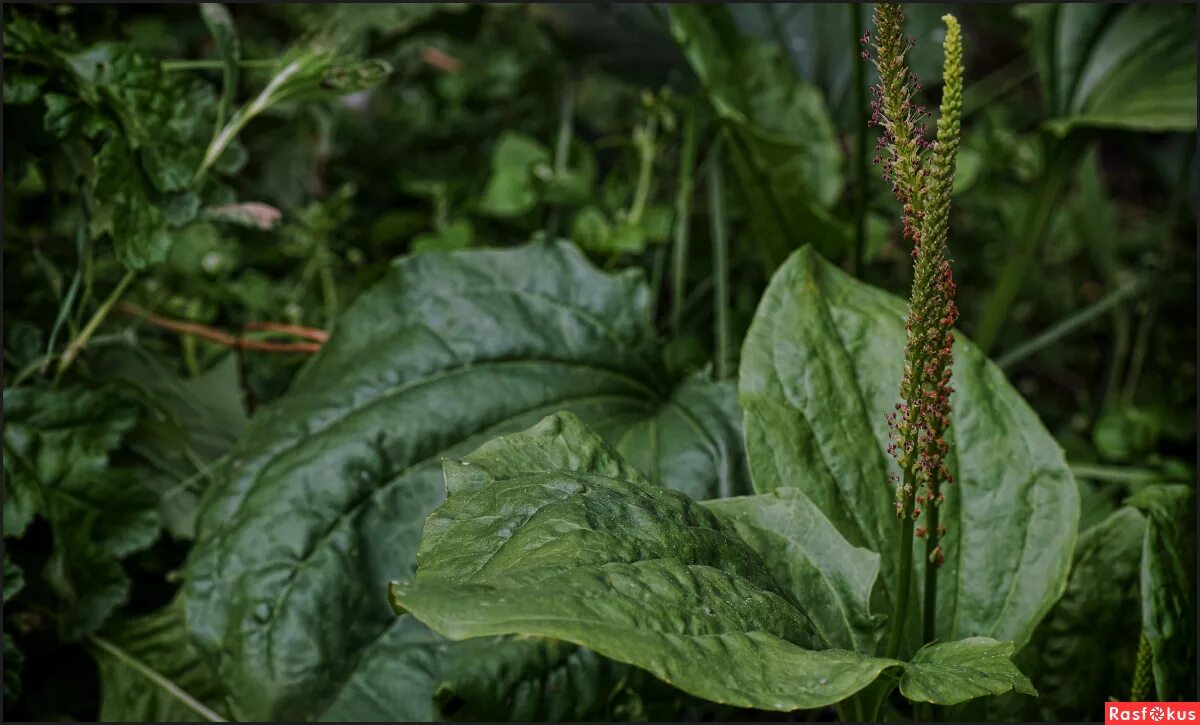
left=629, top=111, right=659, bottom=224
left=54, top=270, right=137, bottom=384
left=1069, top=462, right=1178, bottom=485
left=546, top=72, right=576, bottom=239
left=197, top=59, right=302, bottom=179
left=161, top=58, right=276, bottom=72
left=87, top=634, right=226, bottom=722
left=47, top=179, right=91, bottom=360
left=994, top=278, right=1143, bottom=369
left=242, top=321, right=329, bottom=342
left=671, top=102, right=700, bottom=335
left=116, top=303, right=323, bottom=354
left=851, top=2, right=868, bottom=276
left=707, top=139, right=730, bottom=381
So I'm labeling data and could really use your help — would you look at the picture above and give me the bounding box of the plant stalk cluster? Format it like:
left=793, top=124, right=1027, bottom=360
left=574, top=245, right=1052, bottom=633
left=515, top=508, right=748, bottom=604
left=867, top=4, right=964, bottom=656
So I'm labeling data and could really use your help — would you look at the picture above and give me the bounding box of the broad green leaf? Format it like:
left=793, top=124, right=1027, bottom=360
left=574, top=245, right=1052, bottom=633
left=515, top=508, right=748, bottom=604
left=666, top=5, right=848, bottom=268
left=703, top=488, right=886, bottom=653
left=91, top=596, right=229, bottom=722
left=899, top=638, right=1037, bottom=706
left=979, top=507, right=1145, bottom=721
left=2, top=385, right=160, bottom=639
left=1020, top=4, right=1197, bottom=134
left=739, top=246, right=1079, bottom=657
left=390, top=412, right=901, bottom=712
left=1128, top=484, right=1197, bottom=700
left=185, top=240, right=749, bottom=720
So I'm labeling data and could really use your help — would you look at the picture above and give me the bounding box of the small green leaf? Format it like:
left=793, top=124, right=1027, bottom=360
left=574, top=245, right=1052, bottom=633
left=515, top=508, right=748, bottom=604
left=391, top=412, right=901, bottom=712
left=478, top=131, right=551, bottom=218
left=900, top=637, right=1037, bottom=706
left=1128, top=484, right=1197, bottom=700
left=412, top=218, right=473, bottom=253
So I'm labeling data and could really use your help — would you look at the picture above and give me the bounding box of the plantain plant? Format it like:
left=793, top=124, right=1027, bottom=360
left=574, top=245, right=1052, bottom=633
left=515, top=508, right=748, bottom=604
left=383, top=6, right=1074, bottom=719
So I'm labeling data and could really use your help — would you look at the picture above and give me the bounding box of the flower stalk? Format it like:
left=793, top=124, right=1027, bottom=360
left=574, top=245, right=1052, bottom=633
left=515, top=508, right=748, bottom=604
left=867, top=5, right=964, bottom=657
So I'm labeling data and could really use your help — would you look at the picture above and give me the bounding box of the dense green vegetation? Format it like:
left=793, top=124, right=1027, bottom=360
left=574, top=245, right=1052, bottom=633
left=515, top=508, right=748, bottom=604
left=3, top=3, right=1195, bottom=722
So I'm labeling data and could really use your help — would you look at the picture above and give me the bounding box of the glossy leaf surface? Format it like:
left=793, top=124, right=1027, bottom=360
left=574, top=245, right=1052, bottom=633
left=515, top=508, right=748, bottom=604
left=391, top=412, right=900, bottom=712
left=899, top=637, right=1037, bottom=706
left=740, top=246, right=1079, bottom=656
left=184, top=240, right=748, bottom=719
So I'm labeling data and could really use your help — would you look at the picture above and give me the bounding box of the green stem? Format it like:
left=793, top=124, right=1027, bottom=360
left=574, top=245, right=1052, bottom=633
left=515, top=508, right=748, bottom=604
left=54, top=270, right=137, bottom=384
left=922, top=501, right=939, bottom=645
left=161, top=58, right=276, bottom=72
left=196, top=59, right=303, bottom=179
left=851, top=2, right=868, bottom=276
left=974, top=138, right=1085, bottom=353
left=994, top=278, right=1143, bottom=369
left=671, top=102, right=700, bottom=335
left=629, top=112, right=659, bottom=224
left=546, top=73, right=576, bottom=239
left=87, top=634, right=226, bottom=722
left=47, top=180, right=91, bottom=361
left=885, top=467, right=917, bottom=659
left=707, top=140, right=730, bottom=381
left=1069, top=463, right=1177, bottom=485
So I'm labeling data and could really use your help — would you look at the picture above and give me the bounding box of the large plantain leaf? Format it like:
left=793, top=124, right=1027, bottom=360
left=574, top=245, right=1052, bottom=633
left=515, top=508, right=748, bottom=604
left=1128, top=484, right=1197, bottom=701
left=392, top=412, right=1033, bottom=710
left=1020, top=4, right=1197, bottom=135
left=390, top=412, right=901, bottom=711
left=739, top=246, right=1079, bottom=657
left=184, top=240, right=749, bottom=720
left=90, top=595, right=228, bottom=722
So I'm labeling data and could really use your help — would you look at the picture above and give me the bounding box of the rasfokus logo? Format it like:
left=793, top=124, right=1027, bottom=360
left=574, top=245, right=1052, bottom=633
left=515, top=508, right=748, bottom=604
left=1107, top=703, right=1200, bottom=723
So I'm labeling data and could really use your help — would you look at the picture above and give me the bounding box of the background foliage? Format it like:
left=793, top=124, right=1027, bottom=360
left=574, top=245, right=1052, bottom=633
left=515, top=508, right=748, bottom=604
left=3, top=3, right=1195, bottom=721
